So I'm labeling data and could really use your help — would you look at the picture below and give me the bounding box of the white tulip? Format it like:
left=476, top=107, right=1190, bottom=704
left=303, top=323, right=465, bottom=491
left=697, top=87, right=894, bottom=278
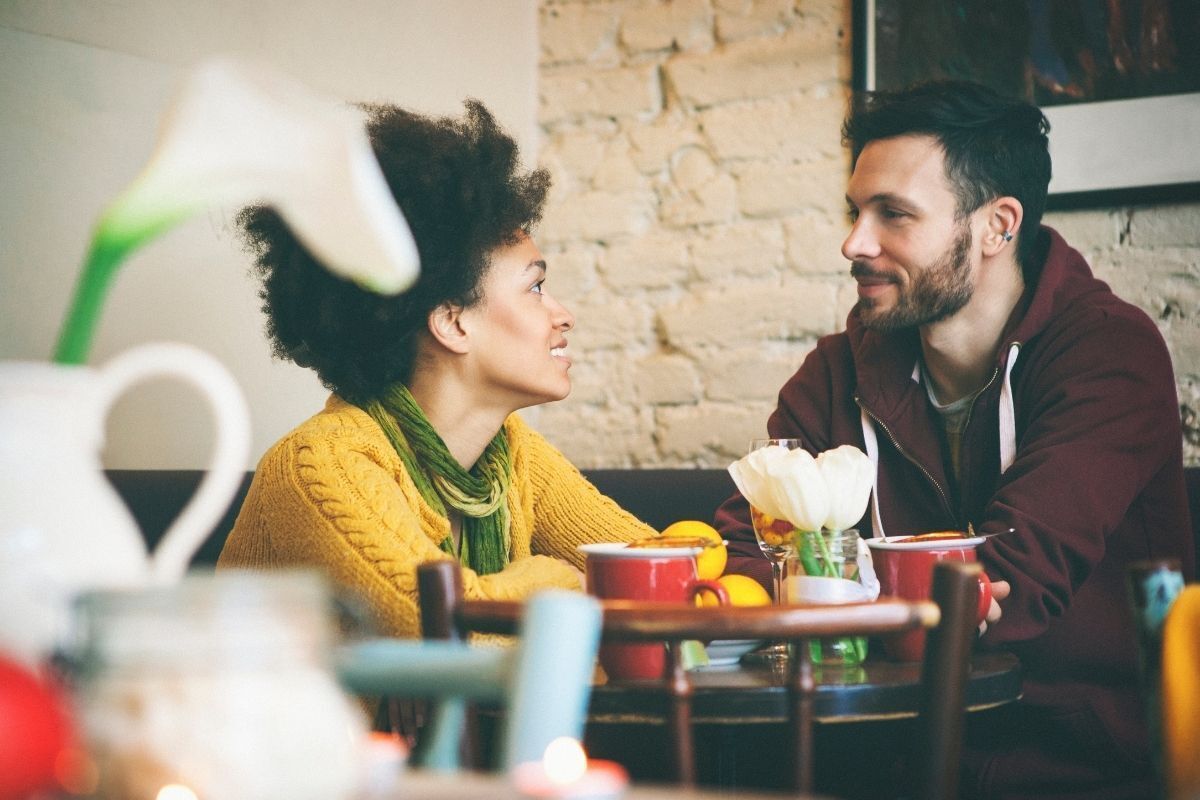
left=728, top=446, right=789, bottom=521
left=56, top=56, right=419, bottom=364
left=815, top=445, right=875, bottom=531
left=728, top=445, right=830, bottom=532
left=771, top=448, right=831, bottom=532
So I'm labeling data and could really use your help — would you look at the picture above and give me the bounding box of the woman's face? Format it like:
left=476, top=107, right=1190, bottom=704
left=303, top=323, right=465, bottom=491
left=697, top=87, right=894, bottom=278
left=460, top=233, right=575, bottom=410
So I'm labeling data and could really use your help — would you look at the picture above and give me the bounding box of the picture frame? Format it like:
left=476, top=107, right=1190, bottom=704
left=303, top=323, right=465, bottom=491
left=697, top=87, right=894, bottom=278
left=851, top=0, right=1200, bottom=209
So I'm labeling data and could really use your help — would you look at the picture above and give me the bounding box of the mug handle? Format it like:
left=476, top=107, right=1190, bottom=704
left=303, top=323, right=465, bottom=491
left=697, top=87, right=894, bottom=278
left=98, top=343, right=250, bottom=583
left=975, top=572, right=993, bottom=625
left=688, top=579, right=729, bottom=606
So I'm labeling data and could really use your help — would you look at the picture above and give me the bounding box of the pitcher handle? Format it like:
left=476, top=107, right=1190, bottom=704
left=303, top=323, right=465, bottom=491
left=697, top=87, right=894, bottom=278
left=98, top=343, right=250, bottom=583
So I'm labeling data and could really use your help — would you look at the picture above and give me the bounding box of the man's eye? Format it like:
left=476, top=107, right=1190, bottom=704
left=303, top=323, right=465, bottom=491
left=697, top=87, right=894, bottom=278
left=846, top=207, right=860, bottom=222
left=882, top=207, right=907, bottom=220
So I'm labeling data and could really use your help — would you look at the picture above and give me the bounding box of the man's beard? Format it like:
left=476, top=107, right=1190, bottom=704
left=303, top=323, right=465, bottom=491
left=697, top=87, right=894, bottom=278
left=853, top=224, right=974, bottom=332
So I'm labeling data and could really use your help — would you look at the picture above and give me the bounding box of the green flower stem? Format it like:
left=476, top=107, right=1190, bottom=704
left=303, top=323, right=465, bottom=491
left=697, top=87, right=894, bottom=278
left=53, top=208, right=188, bottom=364
left=812, top=529, right=839, bottom=578
left=798, top=534, right=822, bottom=578
left=53, top=237, right=127, bottom=364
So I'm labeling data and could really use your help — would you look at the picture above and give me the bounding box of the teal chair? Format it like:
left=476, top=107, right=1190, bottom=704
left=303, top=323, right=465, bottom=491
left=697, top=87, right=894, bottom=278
left=336, top=585, right=602, bottom=772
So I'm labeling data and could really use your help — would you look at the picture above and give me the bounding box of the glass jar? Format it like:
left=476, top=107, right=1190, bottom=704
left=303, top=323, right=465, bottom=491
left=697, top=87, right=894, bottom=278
left=68, top=570, right=368, bottom=800
left=786, top=529, right=870, bottom=666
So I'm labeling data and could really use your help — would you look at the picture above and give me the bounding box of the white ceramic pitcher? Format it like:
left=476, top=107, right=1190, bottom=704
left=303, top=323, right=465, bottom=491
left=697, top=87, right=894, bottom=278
left=0, top=342, right=250, bottom=664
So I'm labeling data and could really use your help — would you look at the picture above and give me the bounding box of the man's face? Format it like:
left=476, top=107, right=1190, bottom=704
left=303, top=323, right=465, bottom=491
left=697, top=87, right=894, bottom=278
left=842, top=135, right=978, bottom=332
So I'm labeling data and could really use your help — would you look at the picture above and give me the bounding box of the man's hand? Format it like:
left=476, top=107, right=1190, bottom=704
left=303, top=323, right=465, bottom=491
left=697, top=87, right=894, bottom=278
left=979, top=579, right=1011, bottom=635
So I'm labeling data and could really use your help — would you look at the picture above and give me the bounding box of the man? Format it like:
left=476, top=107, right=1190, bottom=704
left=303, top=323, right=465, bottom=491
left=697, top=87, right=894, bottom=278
left=716, top=81, right=1194, bottom=799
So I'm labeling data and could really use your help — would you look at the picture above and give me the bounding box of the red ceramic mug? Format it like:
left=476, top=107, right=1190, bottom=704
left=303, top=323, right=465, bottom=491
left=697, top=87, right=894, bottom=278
left=865, top=535, right=993, bottom=662
left=579, top=543, right=728, bottom=680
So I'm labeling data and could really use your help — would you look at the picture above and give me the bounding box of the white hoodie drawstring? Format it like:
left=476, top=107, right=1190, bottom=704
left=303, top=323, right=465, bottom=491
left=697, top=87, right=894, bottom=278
left=999, top=343, right=1021, bottom=475
left=860, top=408, right=884, bottom=538
left=860, top=343, right=1022, bottom=536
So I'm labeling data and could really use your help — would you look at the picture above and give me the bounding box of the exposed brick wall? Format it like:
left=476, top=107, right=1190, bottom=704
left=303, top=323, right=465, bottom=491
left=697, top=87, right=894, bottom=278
left=533, top=0, right=1200, bottom=468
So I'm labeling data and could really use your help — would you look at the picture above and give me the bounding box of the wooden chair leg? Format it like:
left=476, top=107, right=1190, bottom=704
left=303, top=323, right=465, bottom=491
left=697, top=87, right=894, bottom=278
left=667, top=641, right=696, bottom=787
left=789, top=641, right=816, bottom=794
left=914, top=561, right=979, bottom=800
left=419, top=560, right=463, bottom=641
left=416, top=561, right=477, bottom=766
left=380, top=696, right=425, bottom=751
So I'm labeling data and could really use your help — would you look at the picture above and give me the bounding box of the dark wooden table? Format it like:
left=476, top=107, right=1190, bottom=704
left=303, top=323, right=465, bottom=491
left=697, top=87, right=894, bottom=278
left=583, top=649, right=1021, bottom=792
left=589, top=650, right=1022, bottom=725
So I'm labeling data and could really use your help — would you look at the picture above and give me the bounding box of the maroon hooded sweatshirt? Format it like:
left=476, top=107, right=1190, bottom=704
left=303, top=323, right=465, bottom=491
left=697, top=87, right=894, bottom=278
left=716, top=227, right=1194, bottom=798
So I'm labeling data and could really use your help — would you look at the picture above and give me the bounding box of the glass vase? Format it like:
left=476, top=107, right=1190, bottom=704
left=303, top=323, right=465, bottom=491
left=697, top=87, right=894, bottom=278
left=787, top=528, right=869, bottom=666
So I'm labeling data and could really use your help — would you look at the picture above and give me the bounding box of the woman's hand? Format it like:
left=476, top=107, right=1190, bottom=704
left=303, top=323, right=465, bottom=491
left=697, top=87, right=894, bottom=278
left=562, top=561, right=586, bottom=591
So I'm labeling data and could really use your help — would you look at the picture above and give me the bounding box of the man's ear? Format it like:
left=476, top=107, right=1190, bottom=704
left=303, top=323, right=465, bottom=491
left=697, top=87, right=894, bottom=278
left=982, top=196, right=1024, bottom=258
left=427, top=302, right=471, bottom=354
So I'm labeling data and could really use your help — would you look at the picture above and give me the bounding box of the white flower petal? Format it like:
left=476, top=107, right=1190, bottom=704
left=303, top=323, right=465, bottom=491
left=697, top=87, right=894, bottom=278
left=728, top=456, right=784, bottom=521
left=770, top=448, right=829, bottom=532
left=729, top=445, right=829, bottom=531
left=105, top=57, right=419, bottom=294
left=815, top=445, right=874, bottom=531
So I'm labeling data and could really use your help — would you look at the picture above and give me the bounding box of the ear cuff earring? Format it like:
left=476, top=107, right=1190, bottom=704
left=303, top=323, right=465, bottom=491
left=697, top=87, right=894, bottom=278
left=1001, top=230, right=1013, bottom=242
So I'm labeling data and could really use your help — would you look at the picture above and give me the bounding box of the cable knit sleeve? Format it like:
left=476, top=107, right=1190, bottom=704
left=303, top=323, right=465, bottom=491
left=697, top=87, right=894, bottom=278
left=218, top=400, right=652, bottom=638
left=219, top=402, right=454, bottom=638
left=505, top=414, right=656, bottom=570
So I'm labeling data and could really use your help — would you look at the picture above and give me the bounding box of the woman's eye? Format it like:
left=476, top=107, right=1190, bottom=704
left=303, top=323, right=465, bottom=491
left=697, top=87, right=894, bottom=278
left=530, top=280, right=544, bottom=295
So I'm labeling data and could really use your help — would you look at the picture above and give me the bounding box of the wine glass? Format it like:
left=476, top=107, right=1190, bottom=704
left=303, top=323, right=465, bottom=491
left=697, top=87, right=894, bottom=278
left=746, top=437, right=804, bottom=662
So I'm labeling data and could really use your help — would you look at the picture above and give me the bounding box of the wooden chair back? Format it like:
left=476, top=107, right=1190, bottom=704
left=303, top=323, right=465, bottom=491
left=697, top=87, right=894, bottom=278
left=416, top=559, right=979, bottom=797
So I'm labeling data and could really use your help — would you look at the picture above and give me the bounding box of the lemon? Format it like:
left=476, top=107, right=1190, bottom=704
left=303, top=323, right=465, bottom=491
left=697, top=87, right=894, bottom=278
left=698, top=574, right=771, bottom=608
left=661, top=520, right=726, bottom=580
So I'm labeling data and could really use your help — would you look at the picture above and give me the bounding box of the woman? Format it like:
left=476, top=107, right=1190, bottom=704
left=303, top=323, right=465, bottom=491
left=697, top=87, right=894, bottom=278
left=218, top=100, right=654, bottom=637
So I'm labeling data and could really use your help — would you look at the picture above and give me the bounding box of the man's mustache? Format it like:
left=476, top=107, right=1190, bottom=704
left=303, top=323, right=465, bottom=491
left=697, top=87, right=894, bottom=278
left=849, top=262, right=897, bottom=282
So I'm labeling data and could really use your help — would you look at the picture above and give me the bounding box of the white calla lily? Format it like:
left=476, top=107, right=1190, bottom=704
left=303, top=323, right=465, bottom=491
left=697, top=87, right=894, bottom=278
left=54, top=56, right=419, bottom=364
left=729, top=445, right=830, bottom=532
left=815, top=445, right=875, bottom=531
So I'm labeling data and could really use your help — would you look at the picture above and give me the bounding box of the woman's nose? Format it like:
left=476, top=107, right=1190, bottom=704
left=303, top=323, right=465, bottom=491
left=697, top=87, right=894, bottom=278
left=549, top=293, right=574, bottom=332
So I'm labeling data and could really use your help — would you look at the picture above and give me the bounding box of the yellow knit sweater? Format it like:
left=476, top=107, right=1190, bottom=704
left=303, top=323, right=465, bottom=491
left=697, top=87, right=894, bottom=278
left=217, top=396, right=654, bottom=638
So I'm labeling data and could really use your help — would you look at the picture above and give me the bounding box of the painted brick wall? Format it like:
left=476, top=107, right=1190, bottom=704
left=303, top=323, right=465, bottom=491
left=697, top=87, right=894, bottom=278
left=533, top=0, right=1200, bottom=468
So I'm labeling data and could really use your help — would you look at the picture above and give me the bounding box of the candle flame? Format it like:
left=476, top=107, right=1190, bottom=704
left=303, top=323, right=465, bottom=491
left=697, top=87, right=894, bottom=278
left=542, top=737, right=587, bottom=786
left=156, top=784, right=199, bottom=800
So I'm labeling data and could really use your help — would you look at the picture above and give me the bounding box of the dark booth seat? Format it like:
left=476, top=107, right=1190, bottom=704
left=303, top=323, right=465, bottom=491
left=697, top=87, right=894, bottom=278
left=104, top=468, right=739, bottom=567
left=106, top=467, right=1199, bottom=569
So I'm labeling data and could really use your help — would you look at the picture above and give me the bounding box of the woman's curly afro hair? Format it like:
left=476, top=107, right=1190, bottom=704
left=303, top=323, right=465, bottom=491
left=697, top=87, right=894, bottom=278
left=239, top=99, right=549, bottom=404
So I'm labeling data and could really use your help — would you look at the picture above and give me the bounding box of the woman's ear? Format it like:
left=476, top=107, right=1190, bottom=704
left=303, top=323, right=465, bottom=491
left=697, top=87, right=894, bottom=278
left=982, top=196, right=1024, bottom=258
left=427, top=302, right=471, bottom=354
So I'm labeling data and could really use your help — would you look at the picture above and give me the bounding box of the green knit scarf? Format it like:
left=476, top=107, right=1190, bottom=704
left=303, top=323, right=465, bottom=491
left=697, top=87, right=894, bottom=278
left=360, top=384, right=511, bottom=575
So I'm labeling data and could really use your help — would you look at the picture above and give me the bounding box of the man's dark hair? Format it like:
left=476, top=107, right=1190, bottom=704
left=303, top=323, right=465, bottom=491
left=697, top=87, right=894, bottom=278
left=240, top=100, right=549, bottom=403
left=842, top=81, right=1051, bottom=270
